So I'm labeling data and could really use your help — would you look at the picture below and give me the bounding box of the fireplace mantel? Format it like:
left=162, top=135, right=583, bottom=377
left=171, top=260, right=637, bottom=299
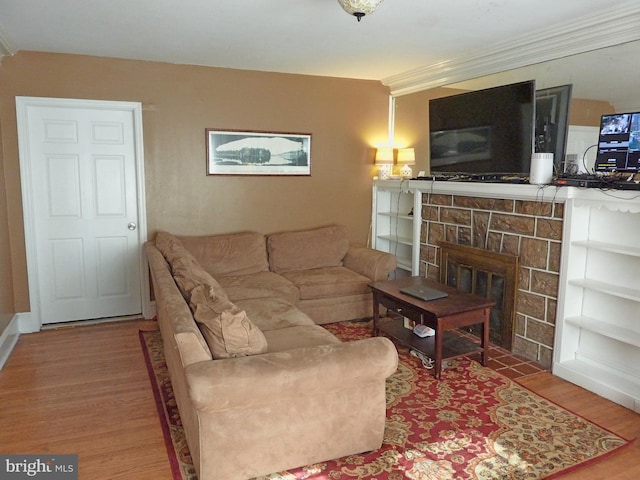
left=405, top=179, right=640, bottom=203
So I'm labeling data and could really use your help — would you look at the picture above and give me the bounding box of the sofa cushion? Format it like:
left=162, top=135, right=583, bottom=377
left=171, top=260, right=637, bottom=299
left=178, top=232, right=269, bottom=277
left=281, top=266, right=371, bottom=300
left=234, top=297, right=315, bottom=331
left=267, top=225, right=350, bottom=274
left=189, top=284, right=268, bottom=359
left=154, top=231, right=229, bottom=301
left=262, top=325, right=340, bottom=353
left=217, top=271, right=299, bottom=305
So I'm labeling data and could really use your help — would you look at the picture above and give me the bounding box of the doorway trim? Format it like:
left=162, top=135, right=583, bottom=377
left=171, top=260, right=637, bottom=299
left=16, top=96, right=150, bottom=332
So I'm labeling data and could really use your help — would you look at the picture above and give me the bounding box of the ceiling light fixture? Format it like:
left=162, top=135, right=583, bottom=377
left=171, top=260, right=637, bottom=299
left=337, top=0, right=384, bottom=22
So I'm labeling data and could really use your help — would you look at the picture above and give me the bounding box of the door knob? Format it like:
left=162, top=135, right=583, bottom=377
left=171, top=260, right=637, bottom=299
left=128, top=222, right=137, bottom=231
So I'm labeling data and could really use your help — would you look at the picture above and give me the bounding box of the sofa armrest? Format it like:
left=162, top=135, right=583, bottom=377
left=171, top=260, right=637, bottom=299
left=185, top=336, right=398, bottom=412
left=343, top=244, right=397, bottom=281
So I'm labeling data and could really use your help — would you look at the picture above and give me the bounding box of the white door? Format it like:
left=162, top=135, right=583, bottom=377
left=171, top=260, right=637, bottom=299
left=16, top=97, right=147, bottom=328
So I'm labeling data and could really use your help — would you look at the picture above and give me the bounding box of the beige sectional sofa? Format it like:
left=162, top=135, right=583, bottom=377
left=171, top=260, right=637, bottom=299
left=146, top=225, right=399, bottom=480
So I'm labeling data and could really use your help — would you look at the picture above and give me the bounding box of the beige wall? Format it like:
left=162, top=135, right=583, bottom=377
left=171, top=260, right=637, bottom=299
left=0, top=52, right=390, bottom=315
left=394, top=87, right=465, bottom=175
left=0, top=111, right=14, bottom=332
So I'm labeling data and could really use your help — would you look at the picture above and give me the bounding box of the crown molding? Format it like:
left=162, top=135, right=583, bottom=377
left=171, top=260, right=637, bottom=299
left=383, top=2, right=640, bottom=96
left=0, top=22, right=16, bottom=57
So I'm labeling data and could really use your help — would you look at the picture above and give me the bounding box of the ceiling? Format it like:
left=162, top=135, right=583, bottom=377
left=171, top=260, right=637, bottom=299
left=0, top=0, right=637, bottom=95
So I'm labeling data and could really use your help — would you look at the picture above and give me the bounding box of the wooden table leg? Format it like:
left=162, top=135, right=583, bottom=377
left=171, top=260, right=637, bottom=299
left=434, top=320, right=443, bottom=379
left=481, top=307, right=490, bottom=366
left=372, top=292, right=380, bottom=336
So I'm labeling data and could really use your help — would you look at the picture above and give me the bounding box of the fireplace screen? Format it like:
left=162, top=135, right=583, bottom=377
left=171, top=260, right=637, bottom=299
left=438, top=242, right=518, bottom=349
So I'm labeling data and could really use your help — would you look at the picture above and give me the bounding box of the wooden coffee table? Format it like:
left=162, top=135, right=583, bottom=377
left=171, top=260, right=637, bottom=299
left=370, top=276, right=495, bottom=379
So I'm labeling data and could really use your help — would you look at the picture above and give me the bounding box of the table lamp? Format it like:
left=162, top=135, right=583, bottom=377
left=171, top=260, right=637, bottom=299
left=375, top=148, right=394, bottom=180
left=396, top=148, right=415, bottom=178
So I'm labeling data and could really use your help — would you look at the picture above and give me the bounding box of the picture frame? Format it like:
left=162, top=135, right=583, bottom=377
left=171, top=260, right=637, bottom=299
left=206, top=129, right=311, bottom=176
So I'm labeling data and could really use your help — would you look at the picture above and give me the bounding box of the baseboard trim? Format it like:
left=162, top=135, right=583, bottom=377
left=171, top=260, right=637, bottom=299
left=147, top=300, right=156, bottom=320
left=0, top=314, right=20, bottom=370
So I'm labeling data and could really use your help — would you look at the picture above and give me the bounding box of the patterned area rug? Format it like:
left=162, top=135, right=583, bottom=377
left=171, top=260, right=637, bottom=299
left=140, top=320, right=632, bottom=480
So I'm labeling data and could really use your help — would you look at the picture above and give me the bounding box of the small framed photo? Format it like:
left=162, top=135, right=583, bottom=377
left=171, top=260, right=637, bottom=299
left=206, top=129, right=311, bottom=176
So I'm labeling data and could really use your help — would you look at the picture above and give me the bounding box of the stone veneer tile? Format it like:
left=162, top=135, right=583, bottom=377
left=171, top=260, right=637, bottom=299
left=426, top=266, right=439, bottom=280
left=421, top=205, right=438, bottom=221
left=516, top=200, right=552, bottom=217
left=546, top=298, right=557, bottom=325
left=554, top=203, right=564, bottom=219
left=420, top=222, right=428, bottom=243
left=502, top=234, right=520, bottom=256
left=548, top=242, right=562, bottom=273
left=536, top=218, right=563, bottom=240
left=538, top=345, right=552, bottom=368
left=520, top=237, right=548, bottom=269
left=513, top=335, right=540, bottom=362
left=517, top=291, right=546, bottom=318
left=530, top=270, right=559, bottom=297
left=445, top=225, right=457, bottom=243
left=491, top=213, right=535, bottom=235
left=518, top=267, right=531, bottom=291
left=515, top=313, right=526, bottom=336
left=440, top=207, right=472, bottom=226
left=454, top=196, right=514, bottom=212
left=525, top=318, right=555, bottom=347
left=428, top=223, right=445, bottom=244
left=426, top=194, right=453, bottom=206
left=458, top=227, right=471, bottom=245
left=472, top=211, right=490, bottom=247
left=486, top=232, right=502, bottom=253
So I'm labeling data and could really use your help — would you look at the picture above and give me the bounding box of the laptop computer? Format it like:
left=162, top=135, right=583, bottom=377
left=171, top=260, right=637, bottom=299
left=400, top=285, right=448, bottom=301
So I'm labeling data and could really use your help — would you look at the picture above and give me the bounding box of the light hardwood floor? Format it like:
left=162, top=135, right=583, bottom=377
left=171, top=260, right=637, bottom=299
left=1, top=319, right=638, bottom=479
left=0, top=319, right=172, bottom=479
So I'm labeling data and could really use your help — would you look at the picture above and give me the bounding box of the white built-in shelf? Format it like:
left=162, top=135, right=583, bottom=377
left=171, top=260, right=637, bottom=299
left=372, top=180, right=418, bottom=274
left=378, top=212, right=414, bottom=221
left=571, top=240, right=640, bottom=257
left=554, top=193, right=640, bottom=413
left=568, top=278, right=640, bottom=302
left=397, top=259, right=412, bottom=271
left=377, top=234, right=413, bottom=246
left=565, top=315, right=640, bottom=349
left=553, top=360, right=640, bottom=409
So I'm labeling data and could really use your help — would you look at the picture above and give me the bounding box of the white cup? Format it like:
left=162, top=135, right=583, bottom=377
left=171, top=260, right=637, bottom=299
left=530, top=153, right=554, bottom=184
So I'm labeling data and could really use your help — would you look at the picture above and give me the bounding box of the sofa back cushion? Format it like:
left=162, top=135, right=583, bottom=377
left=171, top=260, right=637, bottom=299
left=154, top=231, right=228, bottom=301
left=178, top=232, right=269, bottom=277
left=189, top=284, right=268, bottom=359
left=267, top=225, right=350, bottom=274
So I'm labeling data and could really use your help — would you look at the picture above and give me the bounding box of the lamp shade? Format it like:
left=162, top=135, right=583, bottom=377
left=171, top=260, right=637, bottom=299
left=374, top=148, right=394, bottom=165
left=337, top=0, right=384, bottom=20
left=396, top=148, right=415, bottom=165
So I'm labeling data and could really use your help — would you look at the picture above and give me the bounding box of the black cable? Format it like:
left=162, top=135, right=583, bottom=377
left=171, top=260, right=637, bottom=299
left=582, top=144, right=598, bottom=173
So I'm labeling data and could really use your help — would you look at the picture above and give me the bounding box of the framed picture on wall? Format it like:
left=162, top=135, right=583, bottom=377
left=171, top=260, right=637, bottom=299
left=206, top=129, right=311, bottom=176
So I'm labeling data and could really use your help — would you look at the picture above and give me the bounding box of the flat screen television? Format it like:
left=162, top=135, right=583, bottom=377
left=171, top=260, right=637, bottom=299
left=429, top=80, right=535, bottom=175
left=594, top=112, right=640, bottom=172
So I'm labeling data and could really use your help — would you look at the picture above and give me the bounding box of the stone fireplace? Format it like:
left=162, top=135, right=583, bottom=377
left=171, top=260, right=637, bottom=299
left=418, top=193, right=564, bottom=368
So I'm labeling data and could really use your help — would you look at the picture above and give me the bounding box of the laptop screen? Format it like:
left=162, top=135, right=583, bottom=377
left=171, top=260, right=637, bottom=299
left=594, top=112, right=640, bottom=172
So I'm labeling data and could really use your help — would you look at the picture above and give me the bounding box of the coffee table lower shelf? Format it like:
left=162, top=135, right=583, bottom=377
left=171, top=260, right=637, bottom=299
left=377, top=317, right=483, bottom=366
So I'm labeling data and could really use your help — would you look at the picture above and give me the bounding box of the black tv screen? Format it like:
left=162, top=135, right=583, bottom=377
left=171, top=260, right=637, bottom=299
left=594, top=112, right=640, bottom=172
left=429, top=80, right=535, bottom=175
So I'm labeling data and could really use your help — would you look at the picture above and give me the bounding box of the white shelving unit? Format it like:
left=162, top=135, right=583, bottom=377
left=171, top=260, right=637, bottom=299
left=553, top=196, right=640, bottom=413
left=371, top=179, right=420, bottom=275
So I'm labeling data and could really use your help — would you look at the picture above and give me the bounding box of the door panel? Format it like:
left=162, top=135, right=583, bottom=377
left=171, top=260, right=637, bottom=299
left=20, top=101, right=143, bottom=324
